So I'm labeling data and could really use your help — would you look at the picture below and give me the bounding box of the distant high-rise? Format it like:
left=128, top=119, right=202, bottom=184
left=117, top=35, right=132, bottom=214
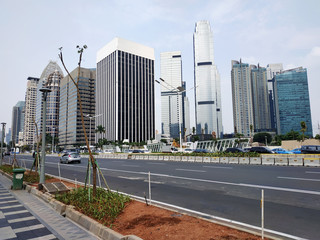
left=96, top=37, right=155, bottom=142
left=6, top=128, right=11, bottom=145
left=160, top=51, right=184, bottom=139
left=59, top=68, right=96, bottom=146
left=251, top=65, right=271, bottom=132
left=274, top=67, right=313, bottom=136
left=193, top=20, right=222, bottom=137
left=23, top=77, right=39, bottom=146
left=36, top=61, right=63, bottom=139
left=231, top=60, right=254, bottom=137
left=11, top=101, right=25, bottom=145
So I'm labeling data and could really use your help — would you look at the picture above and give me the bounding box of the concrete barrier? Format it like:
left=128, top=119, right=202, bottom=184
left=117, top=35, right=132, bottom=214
left=158, top=155, right=164, bottom=160
left=211, top=157, right=220, bottom=163
left=188, top=156, right=195, bottom=162
left=131, top=155, right=135, bottom=159
left=304, top=157, right=320, bottom=167
left=153, top=155, right=159, bottom=161
left=181, top=156, right=188, bottom=162
left=169, top=156, right=175, bottom=161
left=175, top=156, right=181, bottom=161
left=143, top=155, right=149, bottom=160
left=250, top=157, right=261, bottom=165
left=239, top=157, right=249, bottom=164
left=164, top=156, right=169, bottom=161
left=262, top=157, right=275, bottom=165
left=288, top=156, right=303, bottom=166
left=195, top=156, right=203, bottom=162
left=274, top=155, right=288, bottom=166
left=220, top=157, right=229, bottom=164
left=229, top=157, right=238, bottom=164
left=203, top=157, right=211, bottom=163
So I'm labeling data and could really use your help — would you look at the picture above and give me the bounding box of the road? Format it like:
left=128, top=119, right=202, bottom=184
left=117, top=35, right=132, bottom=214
left=6, top=154, right=320, bottom=239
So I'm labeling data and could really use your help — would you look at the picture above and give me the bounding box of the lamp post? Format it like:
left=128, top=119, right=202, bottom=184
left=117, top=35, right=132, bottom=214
left=1, top=122, right=6, bottom=166
left=39, top=87, right=52, bottom=187
left=85, top=114, right=102, bottom=146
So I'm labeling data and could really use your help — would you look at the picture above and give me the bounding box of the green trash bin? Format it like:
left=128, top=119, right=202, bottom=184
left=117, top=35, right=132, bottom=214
left=12, top=168, right=26, bottom=190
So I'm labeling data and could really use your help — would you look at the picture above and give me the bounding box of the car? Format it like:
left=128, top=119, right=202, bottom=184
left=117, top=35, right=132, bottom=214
left=103, top=149, right=114, bottom=154
left=272, top=148, right=292, bottom=154
left=224, top=147, right=245, bottom=153
left=193, top=149, right=209, bottom=153
left=290, top=148, right=301, bottom=154
left=301, top=145, right=320, bottom=154
left=132, top=149, right=144, bottom=153
left=60, top=152, right=81, bottom=164
left=249, top=147, right=274, bottom=154
left=184, top=148, right=194, bottom=153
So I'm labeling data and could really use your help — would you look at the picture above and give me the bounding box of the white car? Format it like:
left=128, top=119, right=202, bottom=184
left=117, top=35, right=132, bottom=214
left=60, top=152, right=81, bottom=164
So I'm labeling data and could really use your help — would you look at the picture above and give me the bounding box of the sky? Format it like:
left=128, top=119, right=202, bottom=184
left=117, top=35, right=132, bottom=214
left=1, top=0, right=320, bottom=136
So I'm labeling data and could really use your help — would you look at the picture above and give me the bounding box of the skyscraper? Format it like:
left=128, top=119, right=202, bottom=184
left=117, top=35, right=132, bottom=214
left=251, top=65, right=271, bottom=132
left=36, top=61, right=63, bottom=139
left=193, top=20, right=222, bottom=137
left=273, top=67, right=313, bottom=136
left=11, top=101, right=25, bottom=145
left=23, top=77, right=39, bottom=146
left=231, top=60, right=254, bottom=137
left=160, top=51, right=184, bottom=139
left=59, top=67, right=96, bottom=146
left=96, top=37, right=155, bottom=142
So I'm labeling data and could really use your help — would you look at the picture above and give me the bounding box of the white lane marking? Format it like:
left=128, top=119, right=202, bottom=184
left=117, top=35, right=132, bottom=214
left=14, top=223, right=44, bottom=233
left=277, top=176, right=320, bottom=182
left=306, top=171, right=320, bottom=174
left=8, top=216, right=36, bottom=223
left=122, top=164, right=140, bottom=168
left=20, top=157, right=320, bottom=195
left=0, top=204, right=23, bottom=209
left=118, top=176, right=144, bottom=180
left=147, top=162, right=166, bottom=165
left=176, top=169, right=206, bottom=173
left=203, top=166, right=233, bottom=169
left=143, top=180, right=164, bottom=184
left=4, top=210, right=28, bottom=216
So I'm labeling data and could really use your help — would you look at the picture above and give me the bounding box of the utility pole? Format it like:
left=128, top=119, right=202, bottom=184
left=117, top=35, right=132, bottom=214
left=1, top=122, right=6, bottom=166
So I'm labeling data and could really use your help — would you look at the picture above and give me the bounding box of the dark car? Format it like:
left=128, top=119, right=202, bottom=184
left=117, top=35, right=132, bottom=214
left=193, top=149, right=210, bottom=153
left=224, top=147, right=245, bottom=153
left=301, top=145, right=320, bottom=154
left=249, top=147, right=274, bottom=154
left=132, top=149, right=144, bottom=153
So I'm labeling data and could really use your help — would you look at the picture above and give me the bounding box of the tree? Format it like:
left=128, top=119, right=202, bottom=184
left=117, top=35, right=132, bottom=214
left=250, top=124, right=254, bottom=137
left=300, top=121, right=307, bottom=142
left=192, top=127, right=196, bottom=135
left=315, top=134, right=320, bottom=140
left=95, top=125, right=106, bottom=134
left=253, top=132, right=272, bottom=144
left=59, top=45, right=110, bottom=197
left=283, top=130, right=300, bottom=140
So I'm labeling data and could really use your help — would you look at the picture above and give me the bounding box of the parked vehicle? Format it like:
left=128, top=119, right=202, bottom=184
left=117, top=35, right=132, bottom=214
left=103, top=149, right=114, bottom=154
left=193, top=149, right=210, bottom=153
left=249, top=147, right=274, bottom=154
left=184, top=148, right=194, bottom=153
left=132, top=149, right=144, bottom=153
left=224, top=147, right=245, bottom=153
left=301, top=145, right=320, bottom=154
left=272, top=148, right=292, bottom=154
left=290, top=148, right=301, bottom=154
left=60, top=152, right=81, bottom=164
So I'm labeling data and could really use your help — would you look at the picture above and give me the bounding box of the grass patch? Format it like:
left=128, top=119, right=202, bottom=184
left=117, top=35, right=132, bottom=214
left=55, top=187, right=130, bottom=227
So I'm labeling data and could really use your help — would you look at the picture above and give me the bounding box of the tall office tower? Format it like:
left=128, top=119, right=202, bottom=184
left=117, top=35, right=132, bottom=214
left=193, top=20, right=222, bottom=137
left=273, top=67, right=313, bottom=136
left=250, top=65, right=271, bottom=132
left=231, top=60, right=254, bottom=137
left=11, top=101, right=25, bottom=145
left=6, top=128, right=11, bottom=145
left=96, top=37, right=155, bottom=142
left=160, top=51, right=184, bottom=139
left=23, top=77, right=39, bottom=146
left=266, top=64, right=283, bottom=130
left=36, top=61, right=63, bottom=139
left=59, top=67, right=96, bottom=147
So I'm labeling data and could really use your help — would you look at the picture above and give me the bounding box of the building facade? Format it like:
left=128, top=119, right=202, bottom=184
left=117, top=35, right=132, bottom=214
left=96, top=37, right=155, bottom=142
left=36, top=61, right=63, bottom=140
left=251, top=65, right=271, bottom=132
left=160, top=51, right=185, bottom=139
left=23, top=77, right=39, bottom=146
left=11, top=101, right=25, bottom=145
left=231, top=60, right=254, bottom=137
left=59, top=68, right=96, bottom=147
left=193, top=20, right=222, bottom=137
left=273, top=67, right=313, bottom=136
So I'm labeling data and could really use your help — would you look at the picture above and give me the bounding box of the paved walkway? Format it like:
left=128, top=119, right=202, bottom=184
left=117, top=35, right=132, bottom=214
left=0, top=173, right=99, bottom=240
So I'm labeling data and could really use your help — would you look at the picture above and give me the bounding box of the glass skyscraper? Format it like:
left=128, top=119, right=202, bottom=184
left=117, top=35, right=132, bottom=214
left=11, top=101, right=25, bottom=144
left=193, top=21, right=222, bottom=137
left=274, top=67, right=313, bottom=136
left=96, top=37, right=155, bottom=143
left=160, top=51, right=184, bottom=139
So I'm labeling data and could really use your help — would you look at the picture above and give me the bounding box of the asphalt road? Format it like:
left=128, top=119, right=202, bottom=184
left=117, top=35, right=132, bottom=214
left=5, top=154, right=320, bottom=239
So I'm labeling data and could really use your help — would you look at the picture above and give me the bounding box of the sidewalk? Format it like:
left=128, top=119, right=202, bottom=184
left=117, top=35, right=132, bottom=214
left=0, top=173, right=99, bottom=240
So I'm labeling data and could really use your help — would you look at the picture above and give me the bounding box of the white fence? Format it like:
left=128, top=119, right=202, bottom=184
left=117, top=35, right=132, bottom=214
left=96, top=153, right=320, bottom=167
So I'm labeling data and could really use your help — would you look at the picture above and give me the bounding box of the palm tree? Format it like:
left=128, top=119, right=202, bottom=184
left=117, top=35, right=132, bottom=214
left=95, top=125, right=106, bottom=135
left=300, top=121, right=307, bottom=142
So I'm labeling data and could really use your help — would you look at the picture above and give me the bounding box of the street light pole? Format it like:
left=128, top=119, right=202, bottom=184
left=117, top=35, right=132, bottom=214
left=52, top=127, right=55, bottom=154
left=1, top=122, right=6, bottom=166
left=39, top=87, right=52, bottom=187
left=85, top=114, right=102, bottom=147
